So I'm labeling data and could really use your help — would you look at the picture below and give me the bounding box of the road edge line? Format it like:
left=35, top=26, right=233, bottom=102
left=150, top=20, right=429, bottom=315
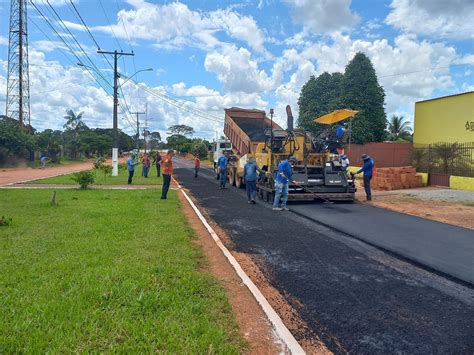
left=178, top=185, right=305, bottom=355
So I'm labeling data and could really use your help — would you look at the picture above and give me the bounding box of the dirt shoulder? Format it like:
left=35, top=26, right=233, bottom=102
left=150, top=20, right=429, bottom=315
left=355, top=184, right=474, bottom=230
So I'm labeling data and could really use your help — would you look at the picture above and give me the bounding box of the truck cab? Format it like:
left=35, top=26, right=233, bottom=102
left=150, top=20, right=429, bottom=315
left=212, top=139, right=232, bottom=174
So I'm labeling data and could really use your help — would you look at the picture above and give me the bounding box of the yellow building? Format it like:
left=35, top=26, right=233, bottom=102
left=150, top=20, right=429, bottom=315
left=414, top=91, right=474, bottom=146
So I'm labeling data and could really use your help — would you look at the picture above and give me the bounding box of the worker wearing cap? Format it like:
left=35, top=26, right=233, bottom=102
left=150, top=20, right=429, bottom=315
left=217, top=152, right=229, bottom=189
left=243, top=156, right=262, bottom=204
left=340, top=154, right=350, bottom=172
left=356, top=154, right=374, bottom=201
left=273, top=156, right=296, bottom=211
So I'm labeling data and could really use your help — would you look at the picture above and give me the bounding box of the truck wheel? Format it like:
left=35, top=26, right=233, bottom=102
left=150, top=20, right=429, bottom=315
left=228, top=168, right=236, bottom=186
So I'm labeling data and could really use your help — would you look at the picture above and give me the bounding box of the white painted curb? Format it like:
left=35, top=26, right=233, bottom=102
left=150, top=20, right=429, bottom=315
left=176, top=180, right=305, bottom=354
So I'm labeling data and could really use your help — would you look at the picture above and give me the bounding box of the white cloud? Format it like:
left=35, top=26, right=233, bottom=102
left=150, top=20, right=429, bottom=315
left=204, top=46, right=273, bottom=93
left=386, top=0, right=474, bottom=39
left=271, top=33, right=462, bottom=127
left=0, top=36, right=8, bottom=46
left=284, top=0, right=360, bottom=33
left=87, top=1, right=267, bottom=53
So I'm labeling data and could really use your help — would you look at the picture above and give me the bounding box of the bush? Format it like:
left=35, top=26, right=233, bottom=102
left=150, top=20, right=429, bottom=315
left=71, top=171, right=95, bottom=189
left=93, top=156, right=106, bottom=169
left=99, top=164, right=113, bottom=179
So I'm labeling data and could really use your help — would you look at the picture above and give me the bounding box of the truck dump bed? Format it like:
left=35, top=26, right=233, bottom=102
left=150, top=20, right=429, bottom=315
left=224, top=107, right=281, bottom=155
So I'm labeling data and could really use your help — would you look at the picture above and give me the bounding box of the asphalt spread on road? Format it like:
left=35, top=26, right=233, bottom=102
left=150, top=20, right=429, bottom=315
left=174, top=159, right=474, bottom=353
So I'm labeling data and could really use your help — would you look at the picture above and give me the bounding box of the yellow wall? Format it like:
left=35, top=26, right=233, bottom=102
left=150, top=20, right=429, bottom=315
left=414, top=91, right=474, bottom=146
left=450, top=175, right=474, bottom=191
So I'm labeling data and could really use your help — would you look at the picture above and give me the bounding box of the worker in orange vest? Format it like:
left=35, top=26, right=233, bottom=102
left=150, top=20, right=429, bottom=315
left=194, top=154, right=201, bottom=178
left=161, top=150, right=175, bottom=200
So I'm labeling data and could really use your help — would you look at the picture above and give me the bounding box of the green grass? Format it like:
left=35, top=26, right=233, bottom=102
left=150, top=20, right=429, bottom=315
left=0, top=189, right=244, bottom=353
left=30, top=165, right=162, bottom=185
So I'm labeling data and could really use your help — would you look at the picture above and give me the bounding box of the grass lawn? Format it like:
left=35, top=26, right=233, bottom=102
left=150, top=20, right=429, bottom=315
left=30, top=165, right=162, bottom=185
left=0, top=189, right=244, bottom=353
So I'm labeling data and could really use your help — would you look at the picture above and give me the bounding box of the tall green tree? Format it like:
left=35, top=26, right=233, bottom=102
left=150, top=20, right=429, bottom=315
left=0, top=116, right=35, bottom=165
left=341, top=52, right=386, bottom=143
left=387, top=115, right=412, bottom=141
left=297, top=72, right=344, bottom=135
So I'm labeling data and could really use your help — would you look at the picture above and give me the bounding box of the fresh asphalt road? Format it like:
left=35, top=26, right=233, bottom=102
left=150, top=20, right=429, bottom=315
left=174, top=158, right=474, bottom=353
left=290, top=201, right=474, bottom=285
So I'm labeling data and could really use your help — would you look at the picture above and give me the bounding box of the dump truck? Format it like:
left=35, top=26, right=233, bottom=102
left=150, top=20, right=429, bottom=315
left=221, top=106, right=356, bottom=202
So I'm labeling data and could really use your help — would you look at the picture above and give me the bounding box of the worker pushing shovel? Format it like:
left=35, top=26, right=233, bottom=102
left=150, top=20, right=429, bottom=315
left=272, top=156, right=297, bottom=211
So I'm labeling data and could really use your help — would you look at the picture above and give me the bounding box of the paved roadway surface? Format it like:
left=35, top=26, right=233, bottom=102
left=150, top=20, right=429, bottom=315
left=290, top=202, right=474, bottom=285
left=0, top=161, right=93, bottom=186
left=174, top=157, right=474, bottom=354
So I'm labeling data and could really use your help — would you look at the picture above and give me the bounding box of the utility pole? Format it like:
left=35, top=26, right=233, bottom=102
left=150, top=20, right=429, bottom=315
left=6, top=0, right=31, bottom=129
left=144, top=103, right=149, bottom=154
left=97, top=49, right=134, bottom=176
left=131, top=111, right=145, bottom=151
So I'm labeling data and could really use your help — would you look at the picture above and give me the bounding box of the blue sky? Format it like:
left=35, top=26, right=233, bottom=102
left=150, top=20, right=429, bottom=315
left=0, top=0, right=473, bottom=139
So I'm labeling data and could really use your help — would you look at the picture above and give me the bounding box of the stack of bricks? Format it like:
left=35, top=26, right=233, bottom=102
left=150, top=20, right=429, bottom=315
left=370, top=166, right=424, bottom=191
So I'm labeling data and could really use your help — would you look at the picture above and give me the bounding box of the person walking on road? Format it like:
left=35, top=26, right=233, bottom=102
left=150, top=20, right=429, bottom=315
left=217, top=152, right=229, bottom=189
left=273, top=156, right=296, bottom=211
left=194, top=154, right=201, bottom=178
left=40, top=155, right=49, bottom=169
left=243, top=157, right=262, bottom=204
left=127, top=152, right=139, bottom=184
left=153, top=151, right=162, bottom=177
left=142, top=153, right=151, bottom=178
left=356, top=154, right=374, bottom=201
left=161, top=150, right=174, bottom=200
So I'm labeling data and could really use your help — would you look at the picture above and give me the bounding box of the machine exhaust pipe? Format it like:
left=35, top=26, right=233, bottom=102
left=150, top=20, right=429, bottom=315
left=286, top=105, right=294, bottom=132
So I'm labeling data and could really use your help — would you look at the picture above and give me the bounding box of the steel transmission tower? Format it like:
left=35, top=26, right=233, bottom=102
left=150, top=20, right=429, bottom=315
left=5, top=0, right=31, bottom=128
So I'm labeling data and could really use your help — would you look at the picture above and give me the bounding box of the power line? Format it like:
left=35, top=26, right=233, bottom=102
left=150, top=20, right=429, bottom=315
left=114, top=0, right=137, bottom=75
left=124, top=77, right=224, bottom=123
left=29, top=1, right=112, bottom=95
left=42, top=0, right=111, bottom=89
left=27, top=15, right=76, bottom=67
left=98, top=0, right=123, bottom=51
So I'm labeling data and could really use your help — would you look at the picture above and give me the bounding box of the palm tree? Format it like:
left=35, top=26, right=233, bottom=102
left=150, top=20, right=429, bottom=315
left=387, top=115, right=412, bottom=141
left=63, top=109, right=85, bottom=132
left=63, top=109, right=86, bottom=159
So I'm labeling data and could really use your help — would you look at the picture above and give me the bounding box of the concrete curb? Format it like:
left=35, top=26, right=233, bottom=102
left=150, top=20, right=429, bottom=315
left=175, top=179, right=305, bottom=355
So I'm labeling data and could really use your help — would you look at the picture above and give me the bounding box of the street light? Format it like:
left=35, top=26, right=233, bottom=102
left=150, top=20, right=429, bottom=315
left=77, top=63, right=153, bottom=176
left=119, top=68, right=153, bottom=87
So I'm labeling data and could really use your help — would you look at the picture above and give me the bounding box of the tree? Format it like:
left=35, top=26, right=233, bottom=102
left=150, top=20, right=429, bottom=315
left=341, top=52, right=386, bottom=144
left=63, top=109, right=87, bottom=159
left=167, top=134, right=189, bottom=151
left=387, top=115, right=412, bottom=141
left=0, top=117, right=35, bottom=165
left=36, top=129, right=62, bottom=162
left=298, top=72, right=344, bottom=136
left=63, top=109, right=86, bottom=132
left=191, top=139, right=209, bottom=158
left=168, top=124, right=194, bottom=136
left=148, top=131, right=162, bottom=150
